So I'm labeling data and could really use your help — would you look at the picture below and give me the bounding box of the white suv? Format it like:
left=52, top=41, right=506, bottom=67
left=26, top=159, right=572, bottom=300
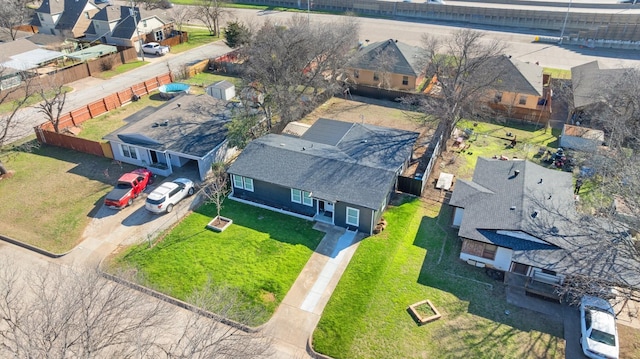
left=145, top=178, right=195, bottom=214
left=580, top=295, right=619, bottom=359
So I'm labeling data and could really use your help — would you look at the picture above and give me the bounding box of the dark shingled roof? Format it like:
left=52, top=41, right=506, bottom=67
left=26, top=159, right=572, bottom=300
left=90, top=5, right=168, bottom=39
left=450, top=158, right=640, bottom=289
left=103, top=94, right=230, bottom=158
left=228, top=119, right=419, bottom=210
left=571, top=61, right=628, bottom=109
left=348, top=39, right=423, bottom=77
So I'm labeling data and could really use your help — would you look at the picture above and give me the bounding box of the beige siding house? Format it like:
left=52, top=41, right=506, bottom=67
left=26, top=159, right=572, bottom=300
left=346, top=39, right=424, bottom=91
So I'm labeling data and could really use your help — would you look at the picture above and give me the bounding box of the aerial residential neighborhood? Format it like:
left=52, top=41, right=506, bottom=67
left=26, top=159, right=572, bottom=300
left=1, top=0, right=640, bottom=358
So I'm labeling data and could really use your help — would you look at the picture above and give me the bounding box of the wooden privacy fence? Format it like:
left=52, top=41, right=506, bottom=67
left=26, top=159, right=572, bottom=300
left=35, top=73, right=174, bottom=156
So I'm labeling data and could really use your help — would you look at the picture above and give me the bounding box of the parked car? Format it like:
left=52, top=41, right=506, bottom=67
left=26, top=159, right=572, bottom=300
left=142, top=42, right=170, bottom=56
left=145, top=178, right=195, bottom=214
left=580, top=295, right=619, bottom=359
left=104, top=169, right=153, bottom=209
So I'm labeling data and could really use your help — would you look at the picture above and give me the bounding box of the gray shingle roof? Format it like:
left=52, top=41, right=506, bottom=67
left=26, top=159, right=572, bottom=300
left=103, top=94, right=230, bottom=158
left=91, top=5, right=167, bottom=40
left=349, top=39, right=423, bottom=77
left=228, top=119, right=419, bottom=210
left=571, top=60, right=628, bottom=109
left=450, top=158, right=640, bottom=288
left=491, top=55, right=543, bottom=96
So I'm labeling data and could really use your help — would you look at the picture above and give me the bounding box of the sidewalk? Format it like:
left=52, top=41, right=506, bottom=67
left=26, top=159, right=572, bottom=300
left=265, top=223, right=365, bottom=358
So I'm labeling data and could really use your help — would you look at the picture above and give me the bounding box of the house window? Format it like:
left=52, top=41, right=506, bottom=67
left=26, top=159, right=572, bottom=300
left=519, top=95, right=527, bottom=105
left=494, top=92, right=503, bottom=103
left=402, top=76, right=409, bottom=86
left=461, top=239, right=497, bottom=260
left=120, top=144, right=137, bottom=159
left=243, top=178, right=254, bottom=192
left=232, top=175, right=254, bottom=192
left=511, top=262, right=530, bottom=275
left=143, top=20, right=147, bottom=27
left=233, top=174, right=243, bottom=188
left=291, top=189, right=302, bottom=203
left=353, top=69, right=359, bottom=79
left=302, top=191, right=313, bottom=206
left=346, top=207, right=359, bottom=226
left=38, top=13, right=44, bottom=21
left=155, top=30, right=164, bottom=41
left=373, top=73, right=379, bottom=81
left=84, top=12, right=89, bottom=19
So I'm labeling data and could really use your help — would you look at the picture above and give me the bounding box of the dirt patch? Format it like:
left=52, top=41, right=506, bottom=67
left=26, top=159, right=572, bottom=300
left=300, top=96, right=426, bottom=133
left=618, top=324, right=640, bottom=358
left=0, top=170, right=15, bottom=180
left=261, top=291, right=276, bottom=303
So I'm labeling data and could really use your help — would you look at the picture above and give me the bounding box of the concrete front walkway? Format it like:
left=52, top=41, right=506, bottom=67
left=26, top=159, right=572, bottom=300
left=265, top=223, right=364, bottom=358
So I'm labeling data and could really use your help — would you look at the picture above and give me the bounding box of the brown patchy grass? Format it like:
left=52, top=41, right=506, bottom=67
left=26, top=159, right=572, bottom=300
left=619, top=324, right=640, bottom=358
left=0, top=141, right=137, bottom=253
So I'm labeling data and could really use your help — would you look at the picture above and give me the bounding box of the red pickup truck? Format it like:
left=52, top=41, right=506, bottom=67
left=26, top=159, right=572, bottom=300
left=104, top=169, right=153, bottom=209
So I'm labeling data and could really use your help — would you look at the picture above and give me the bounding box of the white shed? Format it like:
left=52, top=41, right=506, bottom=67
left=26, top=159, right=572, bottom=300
left=206, top=80, right=236, bottom=101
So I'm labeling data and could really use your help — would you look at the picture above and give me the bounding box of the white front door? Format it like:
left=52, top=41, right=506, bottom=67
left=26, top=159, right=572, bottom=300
left=324, top=201, right=334, bottom=213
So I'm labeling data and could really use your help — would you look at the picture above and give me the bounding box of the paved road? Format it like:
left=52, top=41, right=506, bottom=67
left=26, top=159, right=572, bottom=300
left=6, top=41, right=232, bottom=144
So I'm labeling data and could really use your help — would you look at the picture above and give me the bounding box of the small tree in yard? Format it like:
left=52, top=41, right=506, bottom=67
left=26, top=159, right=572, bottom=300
left=35, top=79, right=67, bottom=133
left=202, top=163, right=229, bottom=226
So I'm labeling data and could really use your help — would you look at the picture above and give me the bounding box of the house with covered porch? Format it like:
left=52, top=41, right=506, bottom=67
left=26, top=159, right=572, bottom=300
left=449, top=158, right=640, bottom=299
left=227, top=118, right=419, bottom=235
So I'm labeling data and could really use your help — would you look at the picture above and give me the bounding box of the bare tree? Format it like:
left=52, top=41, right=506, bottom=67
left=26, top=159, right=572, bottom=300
left=201, top=163, right=229, bottom=226
left=412, top=29, right=507, bottom=151
left=0, top=256, right=272, bottom=358
left=0, top=67, right=36, bottom=176
left=0, top=0, right=32, bottom=41
left=241, top=15, right=360, bottom=130
left=35, top=78, right=67, bottom=133
left=167, top=6, right=192, bottom=33
left=373, top=44, right=398, bottom=90
left=193, top=0, right=228, bottom=37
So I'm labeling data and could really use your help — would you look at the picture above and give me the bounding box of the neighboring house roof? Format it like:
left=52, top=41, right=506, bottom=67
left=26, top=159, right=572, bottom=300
left=228, top=118, right=419, bottom=210
left=450, top=158, right=640, bottom=288
left=103, top=94, right=230, bottom=158
left=571, top=61, right=628, bottom=109
left=492, top=55, right=544, bottom=96
left=33, top=0, right=101, bottom=36
left=87, top=5, right=168, bottom=40
left=67, top=44, right=117, bottom=61
left=27, top=33, right=68, bottom=47
left=349, top=39, right=423, bottom=77
left=36, top=0, right=66, bottom=15
left=0, top=38, right=64, bottom=71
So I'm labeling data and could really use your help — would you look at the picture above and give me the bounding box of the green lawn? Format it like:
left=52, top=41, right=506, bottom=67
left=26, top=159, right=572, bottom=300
left=111, top=200, right=324, bottom=326
left=453, top=119, right=561, bottom=179
left=313, top=197, right=565, bottom=359
left=170, top=26, right=221, bottom=53
left=544, top=67, right=571, bottom=80
left=0, top=142, right=137, bottom=253
left=77, top=93, right=166, bottom=141
left=181, top=73, right=243, bottom=94
left=94, top=61, right=149, bottom=80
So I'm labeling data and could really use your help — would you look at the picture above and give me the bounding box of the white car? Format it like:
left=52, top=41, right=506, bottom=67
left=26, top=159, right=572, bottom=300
left=580, top=295, right=619, bottom=359
left=141, top=42, right=169, bottom=56
left=145, top=178, right=195, bottom=214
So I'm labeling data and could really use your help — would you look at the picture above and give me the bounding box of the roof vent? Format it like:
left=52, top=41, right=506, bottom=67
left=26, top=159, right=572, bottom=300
left=538, top=178, right=543, bottom=184
left=160, top=120, right=168, bottom=126
left=177, top=103, right=181, bottom=108
left=514, top=170, right=520, bottom=177
left=280, top=143, right=285, bottom=147
left=152, top=123, right=159, bottom=127
left=510, top=206, right=516, bottom=210
left=550, top=226, right=559, bottom=235
left=531, top=211, right=538, bottom=218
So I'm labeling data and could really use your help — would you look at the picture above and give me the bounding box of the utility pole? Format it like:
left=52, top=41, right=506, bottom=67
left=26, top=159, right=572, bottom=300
left=559, top=0, right=573, bottom=45
left=131, top=0, right=145, bottom=61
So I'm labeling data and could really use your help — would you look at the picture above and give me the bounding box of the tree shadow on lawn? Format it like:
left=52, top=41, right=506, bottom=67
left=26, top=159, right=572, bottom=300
left=33, top=144, right=139, bottom=186
left=413, top=205, right=564, bottom=340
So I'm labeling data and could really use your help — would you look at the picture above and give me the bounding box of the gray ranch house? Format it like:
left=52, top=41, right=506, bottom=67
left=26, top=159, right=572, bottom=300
left=449, top=158, right=639, bottom=299
left=227, top=118, right=419, bottom=235
left=104, top=94, right=236, bottom=181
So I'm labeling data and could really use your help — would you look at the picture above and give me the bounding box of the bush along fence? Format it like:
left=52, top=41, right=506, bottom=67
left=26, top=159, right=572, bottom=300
left=34, top=73, right=174, bottom=157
